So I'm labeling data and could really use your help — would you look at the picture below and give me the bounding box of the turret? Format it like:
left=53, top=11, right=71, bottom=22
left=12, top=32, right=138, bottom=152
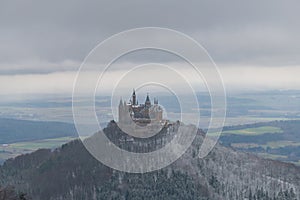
left=132, top=89, right=136, bottom=105
left=118, top=98, right=123, bottom=122
left=145, top=93, right=151, bottom=107
left=119, top=98, right=123, bottom=107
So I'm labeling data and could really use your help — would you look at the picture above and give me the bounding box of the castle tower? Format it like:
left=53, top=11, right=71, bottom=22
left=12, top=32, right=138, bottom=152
left=145, top=93, right=151, bottom=107
left=119, top=98, right=132, bottom=124
left=154, top=98, right=158, bottom=105
left=143, top=94, right=151, bottom=119
left=118, top=98, right=124, bottom=122
left=132, top=89, right=136, bottom=105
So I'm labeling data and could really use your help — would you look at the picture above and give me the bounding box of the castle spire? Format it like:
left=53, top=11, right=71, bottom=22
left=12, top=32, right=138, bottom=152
left=145, top=93, right=151, bottom=107
left=132, top=88, right=136, bottom=105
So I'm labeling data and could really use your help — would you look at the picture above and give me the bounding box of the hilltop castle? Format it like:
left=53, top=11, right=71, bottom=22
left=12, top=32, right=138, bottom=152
left=118, top=90, right=163, bottom=125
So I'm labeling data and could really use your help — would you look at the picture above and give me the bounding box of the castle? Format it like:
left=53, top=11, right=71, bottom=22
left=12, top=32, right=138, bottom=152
left=118, top=90, right=163, bottom=125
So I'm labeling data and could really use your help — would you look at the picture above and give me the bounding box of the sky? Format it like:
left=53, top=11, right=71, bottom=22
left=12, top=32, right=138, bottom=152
left=1, top=0, right=300, bottom=97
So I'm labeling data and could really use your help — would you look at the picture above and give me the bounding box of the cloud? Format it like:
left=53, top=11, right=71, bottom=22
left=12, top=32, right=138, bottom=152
left=0, top=60, right=80, bottom=75
left=0, top=64, right=299, bottom=97
left=1, top=0, right=300, bottom=66
left=0, top=0, right=300, bottom=94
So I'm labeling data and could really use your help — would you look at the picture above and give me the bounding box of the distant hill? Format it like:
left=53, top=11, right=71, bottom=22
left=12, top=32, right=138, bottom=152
left=0, top=118, right=76, bottom=144
left=0, top=121, right=299, bottom=200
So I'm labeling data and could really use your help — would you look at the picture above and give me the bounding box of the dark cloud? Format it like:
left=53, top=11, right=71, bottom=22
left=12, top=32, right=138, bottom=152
left=0, top=0, right=300, bottom=74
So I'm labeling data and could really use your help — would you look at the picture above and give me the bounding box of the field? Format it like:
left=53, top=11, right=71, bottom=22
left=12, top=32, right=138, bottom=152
left=264, top=141, right=300, bottom=148
left=221, top=126, right=283, bottom=135
left=0, top=137, right=77, bottom=164
left=219, top=120, right=300, bottom=165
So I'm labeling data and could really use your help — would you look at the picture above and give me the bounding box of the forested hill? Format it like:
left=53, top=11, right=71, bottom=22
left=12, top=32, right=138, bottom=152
left=0, top=121, right=299, bottom=200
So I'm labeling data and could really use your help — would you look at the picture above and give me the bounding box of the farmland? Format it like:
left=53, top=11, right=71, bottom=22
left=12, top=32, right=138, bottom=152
left=0, top=136, right=77, bottom=164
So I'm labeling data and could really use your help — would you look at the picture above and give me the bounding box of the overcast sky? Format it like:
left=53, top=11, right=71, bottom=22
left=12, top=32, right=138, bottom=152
left=1, top=0, right=300, bottom=96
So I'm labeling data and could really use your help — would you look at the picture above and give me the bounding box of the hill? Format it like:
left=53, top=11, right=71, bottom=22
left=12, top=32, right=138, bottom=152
left=0, top=121, right=299, bottom=200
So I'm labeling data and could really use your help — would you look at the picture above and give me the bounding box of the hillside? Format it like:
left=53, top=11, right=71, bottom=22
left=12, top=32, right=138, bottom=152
left=0, top=121, right=299, bottom=200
